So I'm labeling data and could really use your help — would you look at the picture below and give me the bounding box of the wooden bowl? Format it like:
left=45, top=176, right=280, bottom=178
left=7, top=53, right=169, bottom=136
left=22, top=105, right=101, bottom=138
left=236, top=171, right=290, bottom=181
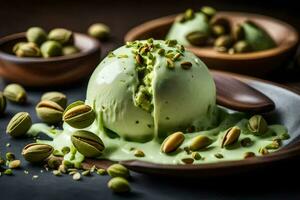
left=0, top=32, right=101, bottom=87
left=125, top=12, right=299, bottom=77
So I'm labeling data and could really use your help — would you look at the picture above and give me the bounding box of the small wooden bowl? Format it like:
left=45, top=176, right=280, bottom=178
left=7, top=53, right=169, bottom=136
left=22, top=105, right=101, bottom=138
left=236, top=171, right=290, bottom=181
left=125, top=12, right=299, bottom=76
left=0, top=32, right=101, bottom=87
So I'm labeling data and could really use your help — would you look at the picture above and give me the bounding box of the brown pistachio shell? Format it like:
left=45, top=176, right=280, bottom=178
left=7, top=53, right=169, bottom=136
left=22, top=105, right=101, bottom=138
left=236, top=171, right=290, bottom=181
left=36, top=100, right=64, bottom=124
left=22, top=143, right=54, bottom=163
left=161, top=131, right=185, bottom=153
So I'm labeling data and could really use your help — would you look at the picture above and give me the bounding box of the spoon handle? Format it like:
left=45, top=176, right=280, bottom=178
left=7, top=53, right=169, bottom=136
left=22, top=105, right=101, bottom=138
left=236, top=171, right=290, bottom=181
left=212, top=72, right=275, bottom=113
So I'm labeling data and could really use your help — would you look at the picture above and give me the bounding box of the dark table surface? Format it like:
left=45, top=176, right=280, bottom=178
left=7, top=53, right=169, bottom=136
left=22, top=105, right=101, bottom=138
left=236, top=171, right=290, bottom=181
left=1, top=0, right=300, bottom=199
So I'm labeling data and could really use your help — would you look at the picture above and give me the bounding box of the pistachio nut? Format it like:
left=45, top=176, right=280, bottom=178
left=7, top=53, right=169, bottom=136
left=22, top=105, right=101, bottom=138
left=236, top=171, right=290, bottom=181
left=248, top=115, right=268, bottom=136
left=40, top=41, right=63, bottom=58
left=71, top=130, right=105, bottom=158
left=210, top=17, right=231, bottom=33
left=279, top=133, right=290, bottom=140
left=0, top=157, right=5, bottom=165
left=134, top=150, right=145, bottom=157
left=214, top=153, right=224, bottom=159
left=191, top=152, right=201, bottom=160
left=8, top=160, right=21, bottom=169
left=0, top=92, right=6, bottom=115
left=181, top=61, right=193, bottom=70
left=48, top=28, right=74, bottom=45
left=190, top=135, right=212, bottom=151
left=3, top=83, right=27, bottom=104
left=97, top=168, right=107, bottom=175
left=61, top=146, right=70, bottom=155
left=240, top=137, right=253, bottom=147
left=244, top=152, right=255, bottom=159
left=6, top=112, right=32, bottom=138
left=88, top=23, right=110, bottom=40
left=62, top=46, right=80, bottom=56
left=22, top=143, right=54, bottom=163
left=41, top=91, right=67, bottom=108
left=107, top=164, right=130, bottom=178
left=186, top=31, right=208, bottom=46
left=232, top=24, right=245, bottom=41
left=161, top=131, right=185, bottom=153
left=15, top=42, right=41, bottom=57
left=12, top=42, right=27, bottom=54
left=233, top=40, right=252, bottom=53
left=47, top=156, right=62, bottom=169
left=26, top=27, right=47, bottom=45
left=258, top=147, right=269, bottom=155
left=200, top=6, right=216, bottom=19
left=72, top=172, right=81, bottom=181
left=4, top=169, right=13, bottom=175
left=212, top=25, right=226, bottom=37
left=183, top=8, right=195, bottom=21
left=214, top=35, right=233, bottom=48
left=108, top=177, right=130, bottom=193
left=221, top=126, right=241, bottom=148
left=181, top=158, right=194, bottom=164
left=6, top=152, right=15, bottom=161
left=63, top=101, right=95, bottom=129
left=265, top=141, right=281, bottom=150
left=36, top=100, right=64, bottom=124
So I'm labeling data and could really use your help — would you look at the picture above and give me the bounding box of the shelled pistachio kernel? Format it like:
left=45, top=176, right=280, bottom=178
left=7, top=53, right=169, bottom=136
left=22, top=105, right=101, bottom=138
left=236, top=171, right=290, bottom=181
left=214, top=35, right=233, bottom=48
left=265, top=140, right=281, bottom=150
left=221, top=126, right=241, bottom=148
left=6, top=152, right=15, bottom=161
left=71, top=130, right=105, bottom=158
left=181, top=158, right=194, bottom=164
left=82, top=170, right=91, bottom=176
left=189, top=135, right=212, bottom=151
left=63, top=101, right=95, bottom=129
left=233, top=41, right=252, bottom=53
left=184, top=8, right=195, bottom=21
left=26, top=27, right=47, bottom=45
left=3, top=83, right=27, bottom=104
left=58, top=164, right=67, bottom=174
left=48, top=28, right=73, bottom=45
left=53, top=170, right=62, bottom=176
left=40, top=41, right=63, bottom=58
left=62, top=46, right=80, bottom=56
left=41, top=91, right=67, bottom=108
left=6, top=112, right=32, bottom=138
left=214, top=153, right=224, bottom=159
left=108, top=177, right=130, bottom=193
left=161, top=131, right=185, bottom=153
left=212, top=25, right=226, bottom=37
left=22, top=143, right=53, bottom=163
left=200, top=6, right=216, bottom=19
left=15, top=42, right=41, bottom=57
left=186, top=31, right=208, bottom=46
left=9, top=160, right=21, bottom=169
left=61, top=146, right=70, bottom=155
left=97, top=168, right=107, bottom=175
left=0, top=92, right=7, bottom=114
left=244, top=152, right=255, bottom=159
left=259, top=147, right=269, bottom=155
left=107, top=164, right=130, bottom=178
left=191, top=152, right=201, bottom=160
left=248, top=115, right=268, bottom=136
left=36, top=100, right=64, bottom=124
left=72, top=172, right=81, bottom=181
left=181, top=61, right=192, bottom=70
left=88, top=23, right=110, bottom=40
left=4, top=169, right=13, bottom=175
left=240, top=137, right=253, bottom=147
left=134, top=150, right=145, bottom=157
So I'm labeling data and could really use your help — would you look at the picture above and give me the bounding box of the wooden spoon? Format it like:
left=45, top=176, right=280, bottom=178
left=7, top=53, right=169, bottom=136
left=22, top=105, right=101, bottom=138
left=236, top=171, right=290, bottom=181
left=213, top=71, right=275, bottom=113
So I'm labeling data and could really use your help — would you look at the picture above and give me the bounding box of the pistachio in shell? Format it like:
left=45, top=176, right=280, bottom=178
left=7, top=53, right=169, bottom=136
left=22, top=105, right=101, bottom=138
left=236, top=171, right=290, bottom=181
left=233, top=40, right=252, bottom=53
left=248, top=115, right=268, bottom=136
left=3, top=83, right=27, bottom=104
left=107, top=164, right=130, bottom=178
left=62, top=46, right=80, bottom=56
left=200, top=6, right=216, bottom=19
left=6, top=112, right=32, bottom=138
left=221, top=126, right=241, bottom=148
left=15, top=42, right=41, bottom=57
left=71, top=130, right=105, bottom=158
left=161, top=131, right=185, bottom=153
left=22, top=143, right=54, bottom=163
left=214, top=35, right=234, bottom=48
left=40, top=41, right=63, bottom=58
left=48, top=28, right=74, bottom=45
left=26, top=27, right=47, bottom=45
left=108, top=177, right=130, bottom=193
left=41, top=91, right=67, bottom=108
left=189, top=135, right=212, bottom=151
left=88, top=23, right=110, bottom=40
left=36, top=100, right=64, bottom=124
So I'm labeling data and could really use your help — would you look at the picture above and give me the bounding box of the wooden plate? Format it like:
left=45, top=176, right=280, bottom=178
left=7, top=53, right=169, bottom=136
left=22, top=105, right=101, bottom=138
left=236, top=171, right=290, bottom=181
left=82, top=71, right=300, bottom=177
left=0, top=32, right=101, bottom=87
left=125, top=12, right=299, bottom=77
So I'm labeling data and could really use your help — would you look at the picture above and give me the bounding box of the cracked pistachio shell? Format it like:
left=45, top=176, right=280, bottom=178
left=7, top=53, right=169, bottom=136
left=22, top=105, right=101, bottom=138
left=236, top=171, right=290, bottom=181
left=22, top=143, right=53, bottom=163
left=108, top=177, right=130, bottom=193
left=221, top=126, right=241, bottom=148
left=0, top=92, right=6, bottom=114
left=161, top=131, right=185, bottom=153
left=63, top=101, right=95, bottom=129
left=41, top=91, right=67, bottom=108
left=248, top=115, right=268, bottom=136
left=26, top=27, right=47, bottom=45
left=88, top=23, right=110, bottom=40
left=15, top=42, right=41, bottom=57
left=6, top=112, right=32, bottom=138
left=107, top=164, right=130, bottom=178
left=36, top=100, right=64, bottom=124
left=189, top=135, right=212, bottom=151
left=40, top=41, right=63, bottom=58
left=48, top=28, right=74, bottom=45
left=71, top=130, right=105, bottom=158
left=3, top=83, right=27, bottom=104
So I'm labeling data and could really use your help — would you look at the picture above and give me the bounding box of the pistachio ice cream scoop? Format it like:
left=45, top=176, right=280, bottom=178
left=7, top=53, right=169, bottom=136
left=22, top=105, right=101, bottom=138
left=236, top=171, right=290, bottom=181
left=86, top=39, right=217, bottom=142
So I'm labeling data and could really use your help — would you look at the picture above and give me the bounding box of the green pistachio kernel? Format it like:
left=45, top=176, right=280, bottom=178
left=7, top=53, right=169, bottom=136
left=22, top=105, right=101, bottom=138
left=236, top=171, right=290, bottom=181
left=107, top=164, right=130, bottom=178
left=3, top=83, right=27, bottom=104
left=108, top=177, right=130, bottom=193
left=200, top=6, right=216, bottom=19
left=97, top=168, right=107, bottom=175
left=88, top=23, right=110, bottom=40
left=186, top=31, right=208, bottom=46
left=189, top=135, right=212, bottom=151
left=6, top=112, right=32, bottom=138
left=71, top=130, right=105, bottom=158
left=40, top=41, right=63, bottom=58
left=233, top=40, right=252, bottom=53
left=4, top=169, right=13, bottom=175
left=26, top=27, right=47, bottom=45
left=6, top=152, right=15, bottom=161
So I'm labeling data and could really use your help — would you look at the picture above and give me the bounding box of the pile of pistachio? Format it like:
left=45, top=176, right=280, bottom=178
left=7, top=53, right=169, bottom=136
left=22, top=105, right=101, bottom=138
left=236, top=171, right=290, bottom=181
left=160, top=115, right=290, bottom=164
left=177, top=7, right=276, bottom=54
left=12, top=27, right=80, bottom=58
left=0, top=83, right=130, bottom=193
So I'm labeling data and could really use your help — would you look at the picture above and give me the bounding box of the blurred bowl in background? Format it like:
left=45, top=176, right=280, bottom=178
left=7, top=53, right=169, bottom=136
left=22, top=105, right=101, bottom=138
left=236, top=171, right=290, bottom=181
left=0, top=32, right=101, bottom=87
left=125, top=12, right=299, bottom=77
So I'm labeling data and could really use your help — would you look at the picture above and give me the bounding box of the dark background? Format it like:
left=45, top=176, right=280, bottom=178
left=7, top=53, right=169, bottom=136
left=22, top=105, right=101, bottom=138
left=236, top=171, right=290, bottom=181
left=1, top=0, right=300, bottom=199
